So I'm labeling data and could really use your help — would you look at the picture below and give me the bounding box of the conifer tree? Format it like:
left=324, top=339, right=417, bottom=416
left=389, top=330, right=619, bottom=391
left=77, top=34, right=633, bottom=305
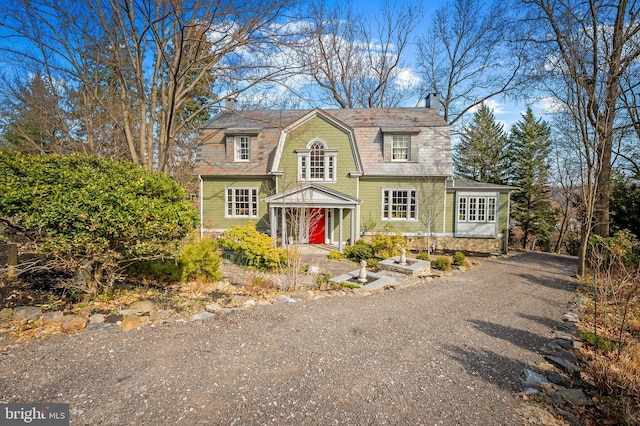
left=454, top=104, right=510, bottom=184
left=509, top=108, right=556, bottom=249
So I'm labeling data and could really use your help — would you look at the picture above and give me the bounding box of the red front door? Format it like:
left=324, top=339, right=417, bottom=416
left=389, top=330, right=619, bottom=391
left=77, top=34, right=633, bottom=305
left=308, top=208, right=325, bottom=244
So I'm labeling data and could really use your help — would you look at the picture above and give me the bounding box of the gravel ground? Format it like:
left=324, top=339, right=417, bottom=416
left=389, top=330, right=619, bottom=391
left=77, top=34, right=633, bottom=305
left=0, top=252, right=577, bottom=425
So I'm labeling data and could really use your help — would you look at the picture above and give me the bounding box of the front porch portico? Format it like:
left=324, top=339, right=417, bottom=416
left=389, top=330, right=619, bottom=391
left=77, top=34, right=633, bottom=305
left=264, top=184, right=361, bottom=252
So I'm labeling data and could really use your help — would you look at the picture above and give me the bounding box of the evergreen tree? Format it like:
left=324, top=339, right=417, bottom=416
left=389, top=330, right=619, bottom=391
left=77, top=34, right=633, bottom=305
left=454, top=103, right=510, bottom=184
left=610, top=171, right=640, bottom=238
left=509, top=108, right=556, bottom=250
left=0, top=72, right=66, bottom=154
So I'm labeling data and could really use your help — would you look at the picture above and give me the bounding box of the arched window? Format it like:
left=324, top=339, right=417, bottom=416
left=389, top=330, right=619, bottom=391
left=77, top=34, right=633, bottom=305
left=297, top=139, right=337, bottom=182
left=309, top=141, right=325, bottom=179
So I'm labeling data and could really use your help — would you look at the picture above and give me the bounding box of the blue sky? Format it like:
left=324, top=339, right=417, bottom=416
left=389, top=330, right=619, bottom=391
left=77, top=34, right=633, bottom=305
left=346, top=0, right=550, bottom=133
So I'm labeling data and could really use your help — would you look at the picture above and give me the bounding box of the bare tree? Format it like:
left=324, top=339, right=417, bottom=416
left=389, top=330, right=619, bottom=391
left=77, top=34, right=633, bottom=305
left=417, top=177, right=446, bottom=256
left=416, top=0, right=527, bottom=130
left=551, top=83, right=605, bottom=274
left=0, top=0, right=297, bottom=172
left=550, top=141, right=581, bottom=255
left=295, top=0, right=423, bottom=108
left=522, top=0, right=640, bottom=238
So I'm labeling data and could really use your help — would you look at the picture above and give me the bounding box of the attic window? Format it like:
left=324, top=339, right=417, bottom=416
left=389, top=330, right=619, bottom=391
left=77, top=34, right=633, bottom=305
left=392, top=135, right=409, bottom=161
left=297, top=139, right=337, bottom=183
left=234, top=136, right=250, bottom=162
left=382, top=130, right=418, bottom=162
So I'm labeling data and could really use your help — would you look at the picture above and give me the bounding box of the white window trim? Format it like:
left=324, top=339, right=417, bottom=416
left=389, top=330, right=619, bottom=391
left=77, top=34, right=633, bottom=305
left=225, top=186, right=258, bottom=218
left=296, top=139, right=337, bottom=183
left=234, top=136, right=251, bottom=162
left=457, top=196, right=497, bottom=223
left=391, top=134, right=410, bottom=161
left=381, top=188, right=418, bottom=221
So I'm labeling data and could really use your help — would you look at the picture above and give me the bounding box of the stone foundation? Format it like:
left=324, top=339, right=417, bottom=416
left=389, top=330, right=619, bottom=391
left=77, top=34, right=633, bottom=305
left=404, top=236, right=505, bottom=254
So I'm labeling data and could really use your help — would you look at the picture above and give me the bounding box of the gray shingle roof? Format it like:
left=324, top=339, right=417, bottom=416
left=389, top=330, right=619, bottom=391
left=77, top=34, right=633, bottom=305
left=195, top=107, right=452, bottom=177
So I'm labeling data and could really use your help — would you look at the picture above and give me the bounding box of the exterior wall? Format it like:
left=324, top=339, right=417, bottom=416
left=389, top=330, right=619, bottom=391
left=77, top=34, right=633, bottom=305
left=359, top=177, right=446, bottom=235
left=201, top=177, right=274, bottom=232
left=498, top=191, right=510, bottom=234
left=275, top=115, right=360, bottom=244
left=277, top=115, right=359, bottom=197
left=444, top=192, right=455, bottom=233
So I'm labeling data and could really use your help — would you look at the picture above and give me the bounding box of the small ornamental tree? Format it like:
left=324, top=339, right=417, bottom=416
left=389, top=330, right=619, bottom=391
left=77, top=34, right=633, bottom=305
left=0, top=153, right=199, bottom=293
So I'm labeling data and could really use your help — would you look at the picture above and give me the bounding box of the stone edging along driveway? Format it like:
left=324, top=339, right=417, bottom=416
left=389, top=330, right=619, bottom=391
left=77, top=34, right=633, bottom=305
left=1, top=252, right=577, bottom=425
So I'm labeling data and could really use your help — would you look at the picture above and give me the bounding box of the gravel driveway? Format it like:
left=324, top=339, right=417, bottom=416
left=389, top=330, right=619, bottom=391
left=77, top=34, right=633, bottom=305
left=0, top=252, right=577, bottom=425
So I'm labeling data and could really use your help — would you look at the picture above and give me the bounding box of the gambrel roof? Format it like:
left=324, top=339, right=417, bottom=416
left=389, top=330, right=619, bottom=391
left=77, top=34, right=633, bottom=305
left=194, top=107, right=452, bottom=177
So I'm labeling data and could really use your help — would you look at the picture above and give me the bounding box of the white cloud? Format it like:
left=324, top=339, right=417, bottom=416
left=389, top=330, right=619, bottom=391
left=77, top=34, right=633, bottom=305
left=394, top=67, right=421, bottom=89
left=534, top=96, right=564, bottom=114
left=469, top=99, right=507, bottom=115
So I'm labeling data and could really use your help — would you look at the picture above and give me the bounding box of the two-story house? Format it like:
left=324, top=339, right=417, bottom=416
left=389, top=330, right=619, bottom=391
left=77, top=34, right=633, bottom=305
left=194, top=97, right=515, bottom=253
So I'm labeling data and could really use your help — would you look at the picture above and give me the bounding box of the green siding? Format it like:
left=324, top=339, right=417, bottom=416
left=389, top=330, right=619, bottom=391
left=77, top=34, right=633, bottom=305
left=445, top=192, right=456, bottom=233
left=201, top=177, right=274, bottom=231
left=498, top=192, right=510, bottom=233
left=277, top=116, right=358, bottom=197
left=359, top=177, right=447, bottom=234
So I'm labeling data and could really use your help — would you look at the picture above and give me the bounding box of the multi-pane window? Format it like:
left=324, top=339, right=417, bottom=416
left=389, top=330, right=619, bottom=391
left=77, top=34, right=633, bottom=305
left=234, top=136, right=250, bottom=161
left=392, top=135, right=409, bottom=161
left=458, top=196, right=496, bottom=223
left=478, top=198, right=486, bottom=221
left=382, top=189, right=417, bottom=220
left=458, top=197, right=467, bottom=221
left=487, top=198, right=496, bottom=221
left=298, top=140, right=337, bottom=182
left=469, top=197, right=477, bottom=221
left=309, top=141, right=325, bottom=179
left=226, top=187, right=258, bottom=218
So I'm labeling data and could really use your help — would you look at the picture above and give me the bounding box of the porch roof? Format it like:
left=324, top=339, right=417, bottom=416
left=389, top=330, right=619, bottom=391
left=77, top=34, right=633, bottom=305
left=264, top=184, right=361, bottom=208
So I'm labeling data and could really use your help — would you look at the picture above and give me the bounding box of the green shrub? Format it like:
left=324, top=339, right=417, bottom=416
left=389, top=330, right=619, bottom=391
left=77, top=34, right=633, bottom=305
left=315, top=273, right=332, bottom=287
left=218, top=222, right=286, bottom=270
left=328, top=250, right=345, bottom=260
left=452, top=251, right=466, bottom=266
left=370, top=232, right=406, bottom=259
left=0, top=152, right=199, bottom=294
left=128, top=258, right=182, bottom=281
left=343, top=240, right=375, bottom=262
left=366, top=258, right=379, bottom=268
left=337, top=281, right=360, bottom=289
left=432, top=257, right=452, bottom=271
left=580, top=332, right=616, bottom=352
left=416, top=251, right=430, bottom=261
left=179, top=239, right=222, bottom=282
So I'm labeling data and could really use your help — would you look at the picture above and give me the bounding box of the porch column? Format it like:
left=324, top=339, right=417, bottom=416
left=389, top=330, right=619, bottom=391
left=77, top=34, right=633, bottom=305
left=338, top=208, right=343, bottom=252
left=281, top=206, right=286, bottom=248
left=270, top=207, right=277, bottom=243
left=349, top=207, right=355, bottom=245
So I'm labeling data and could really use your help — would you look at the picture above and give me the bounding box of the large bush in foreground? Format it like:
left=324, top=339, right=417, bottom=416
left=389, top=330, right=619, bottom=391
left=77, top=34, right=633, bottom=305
left=0, top=153, right=199, bottom=293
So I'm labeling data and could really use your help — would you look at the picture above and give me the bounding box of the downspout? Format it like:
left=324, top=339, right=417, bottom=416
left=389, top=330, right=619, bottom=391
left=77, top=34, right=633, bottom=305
left=504, top=192, right=511, bottom=254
